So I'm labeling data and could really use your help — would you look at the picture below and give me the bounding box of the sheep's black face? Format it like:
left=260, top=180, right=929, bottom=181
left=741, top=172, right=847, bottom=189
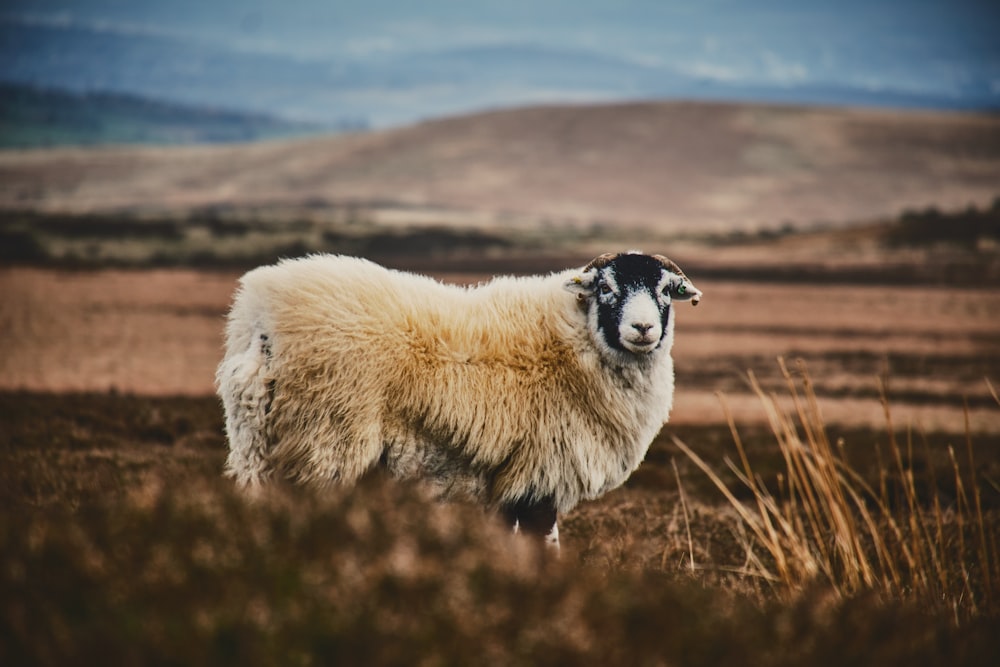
left=566, top=252, right=701, bottom=359
left=594, top=254, right=673, bottom=355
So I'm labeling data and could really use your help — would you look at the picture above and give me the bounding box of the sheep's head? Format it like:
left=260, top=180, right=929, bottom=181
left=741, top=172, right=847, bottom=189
left=565, top=251, right=702, bottom=358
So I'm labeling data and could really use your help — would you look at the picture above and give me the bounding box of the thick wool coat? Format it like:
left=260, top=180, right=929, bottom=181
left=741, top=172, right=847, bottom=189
left=217, top=255, right=677, bottom=513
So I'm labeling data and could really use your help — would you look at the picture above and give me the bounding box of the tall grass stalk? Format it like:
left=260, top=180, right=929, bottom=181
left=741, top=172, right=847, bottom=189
left=675, top=360, right=998, bottom=619
left=671, top=458, right=696, bottom=573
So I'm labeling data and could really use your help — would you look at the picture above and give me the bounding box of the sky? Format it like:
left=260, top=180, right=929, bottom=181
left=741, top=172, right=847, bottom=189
left=2, top=1, right=999, bottom=125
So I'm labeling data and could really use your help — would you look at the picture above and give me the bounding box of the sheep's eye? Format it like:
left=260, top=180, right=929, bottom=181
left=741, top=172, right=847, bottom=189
left=676, top=284, right=687, bottom=295
left=599, top=283, right=612, bottom=295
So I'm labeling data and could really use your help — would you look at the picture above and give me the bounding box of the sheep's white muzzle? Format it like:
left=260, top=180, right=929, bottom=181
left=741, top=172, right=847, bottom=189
left=619, top=291, right=663, bottom=354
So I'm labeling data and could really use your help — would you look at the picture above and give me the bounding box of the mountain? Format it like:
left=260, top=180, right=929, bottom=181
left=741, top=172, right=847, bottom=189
left=0, top=83, right=330, bottom=148
left=2, top=101, right=998, bottom=234
left=0, top=18, right=367, bottom=126
left=2, top=11, right=997, bottom=132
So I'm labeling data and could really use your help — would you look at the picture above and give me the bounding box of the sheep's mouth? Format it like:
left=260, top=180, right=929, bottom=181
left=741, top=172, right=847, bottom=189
left=622, top=338, right=658, bottom=354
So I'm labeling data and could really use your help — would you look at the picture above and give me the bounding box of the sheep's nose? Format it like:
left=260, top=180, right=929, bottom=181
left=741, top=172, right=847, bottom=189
left=632, top=322, right=654, bottom=335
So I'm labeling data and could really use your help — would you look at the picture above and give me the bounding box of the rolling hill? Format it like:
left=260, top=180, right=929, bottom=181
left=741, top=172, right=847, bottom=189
left=1, top=101, right=998, bottom=235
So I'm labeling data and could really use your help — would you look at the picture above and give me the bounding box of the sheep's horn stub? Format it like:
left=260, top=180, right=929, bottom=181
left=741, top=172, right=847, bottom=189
left=652, top=254, right=702, bottom=306
left=650, top=254, right=688, bottom=279
left=583, top=252, right=620, bottom=272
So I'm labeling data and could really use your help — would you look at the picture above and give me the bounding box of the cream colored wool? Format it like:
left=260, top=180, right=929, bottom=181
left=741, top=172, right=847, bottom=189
left=217, top=254, right=680, bottom=513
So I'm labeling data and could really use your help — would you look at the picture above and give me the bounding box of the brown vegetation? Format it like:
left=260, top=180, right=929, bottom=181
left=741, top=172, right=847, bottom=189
left=2, top=375, right=998, bottom=665
left=2, top=102, right=999, bottom=234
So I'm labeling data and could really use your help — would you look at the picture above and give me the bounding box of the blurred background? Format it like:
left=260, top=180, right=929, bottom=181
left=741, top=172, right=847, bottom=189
left=1, top=0, right=999, bottom=409
left=1, top=0, right=999, bottom=243
left=3, top=0, right=1000, bottom=130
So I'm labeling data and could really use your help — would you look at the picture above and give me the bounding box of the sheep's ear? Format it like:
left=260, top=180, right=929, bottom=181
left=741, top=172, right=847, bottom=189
left=564, top=272, right=595, bottom=298
left=653, top=254, right=702, bottom=306
left=664, top=272, right=703, bottom=305
left=567, top=252, right=618, bottom=298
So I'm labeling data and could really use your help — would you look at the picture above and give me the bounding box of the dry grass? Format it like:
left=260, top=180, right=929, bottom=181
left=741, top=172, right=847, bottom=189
left=2, top=385, right=999, bottom=665
left=674, top=359, right=999, bottom=623
left=3, top=102, right=999, bottom=235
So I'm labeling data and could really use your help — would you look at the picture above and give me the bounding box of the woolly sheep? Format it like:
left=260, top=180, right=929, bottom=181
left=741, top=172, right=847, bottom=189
left=216, top=251, right=702, bottom=547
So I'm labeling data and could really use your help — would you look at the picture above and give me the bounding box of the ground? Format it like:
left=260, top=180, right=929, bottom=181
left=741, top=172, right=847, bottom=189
left=2, top=261, right=998, bottom=665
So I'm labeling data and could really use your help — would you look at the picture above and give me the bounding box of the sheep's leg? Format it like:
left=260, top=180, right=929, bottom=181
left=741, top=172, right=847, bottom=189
left=218, top=332, right=274, bottom=490
left=502, top=496, right=560, bottom=551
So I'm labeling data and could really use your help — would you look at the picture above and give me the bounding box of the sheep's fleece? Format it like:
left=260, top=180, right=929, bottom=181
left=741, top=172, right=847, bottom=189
left=217, top=253, right=700, bottom=535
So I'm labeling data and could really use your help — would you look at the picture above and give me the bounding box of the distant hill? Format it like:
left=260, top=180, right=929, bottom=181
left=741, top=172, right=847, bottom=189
left=0, top=83, right=331, bottom=148
left=1, top=101, right=998, bottom=235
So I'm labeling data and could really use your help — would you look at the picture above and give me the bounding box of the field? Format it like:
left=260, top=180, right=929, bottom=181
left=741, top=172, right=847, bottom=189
left=3, top=256, right=999, bottom=665
left=3, top=102, right=1000, bottom=233
left=3, top=101, right=1000, bottom=665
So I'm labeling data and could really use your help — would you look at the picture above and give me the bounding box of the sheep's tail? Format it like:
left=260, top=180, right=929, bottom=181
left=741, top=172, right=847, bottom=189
left=216, top=330, right=274, bottom=490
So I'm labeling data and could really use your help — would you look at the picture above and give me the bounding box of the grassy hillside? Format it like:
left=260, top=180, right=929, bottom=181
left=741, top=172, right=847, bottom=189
left=1, top=101, right=997, bottom=233
left=0, top=83, right=326, bottom=148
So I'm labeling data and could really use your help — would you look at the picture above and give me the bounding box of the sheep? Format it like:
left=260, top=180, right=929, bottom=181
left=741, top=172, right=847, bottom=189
left=216, top=251, right=702, bottom=548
